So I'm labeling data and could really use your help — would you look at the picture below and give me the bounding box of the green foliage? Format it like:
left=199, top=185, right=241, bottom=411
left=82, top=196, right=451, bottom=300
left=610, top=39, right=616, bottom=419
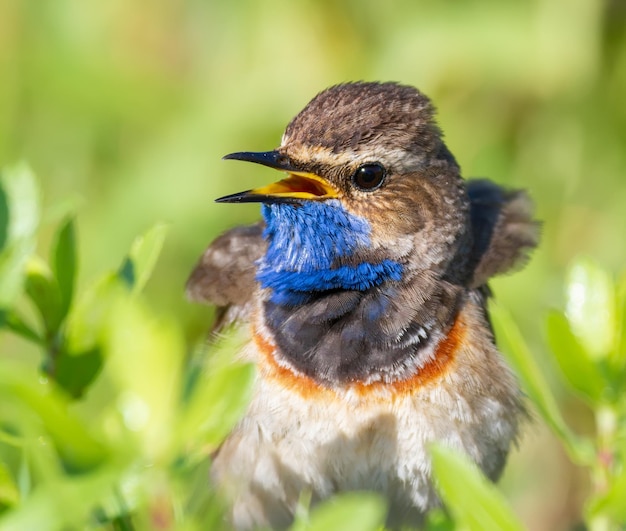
left=176, top=339, right=255, bottom=455
left=292, top=492, right=387, bottom=531
left=118, top=223, right=168, bottom=294
left=487, top=258, right=626, bottom=531
left=546, top=311, right=605, bottom=404
left=52, top=217, right=77, bottom=319
left=491, top=303, right=594, bottom=464
left=0, top=166, right=255, bottom=528
left=565, top=259, right=617, bottom=361
left=0, top=164, right=39, bottom=308
left=431, top=445, right=524, bottom=531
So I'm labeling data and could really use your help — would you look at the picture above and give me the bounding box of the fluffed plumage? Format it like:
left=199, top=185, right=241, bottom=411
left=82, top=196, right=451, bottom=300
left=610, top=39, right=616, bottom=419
left=187, top=82, right=540, bottom=529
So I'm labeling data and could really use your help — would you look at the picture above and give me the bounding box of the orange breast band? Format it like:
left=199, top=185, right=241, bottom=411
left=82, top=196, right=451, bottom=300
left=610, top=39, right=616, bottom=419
left=253, top=311, right=466, bottom=402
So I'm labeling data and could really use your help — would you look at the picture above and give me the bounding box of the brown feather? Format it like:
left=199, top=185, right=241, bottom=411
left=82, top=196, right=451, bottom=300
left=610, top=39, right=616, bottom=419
left=466, top=179, right=540, bottom=288
left=186, top=222, right=265, bottom=330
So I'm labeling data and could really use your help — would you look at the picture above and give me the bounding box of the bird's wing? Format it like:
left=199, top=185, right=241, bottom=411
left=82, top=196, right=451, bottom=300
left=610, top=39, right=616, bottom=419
left=186, top=222, right=266, bottom=332
left=467, top=179, right=540, bottom=288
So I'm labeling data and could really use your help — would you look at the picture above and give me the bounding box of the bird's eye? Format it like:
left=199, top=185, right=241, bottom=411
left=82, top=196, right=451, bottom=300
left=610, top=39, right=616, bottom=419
left=351, top=163, right=386, bottom=191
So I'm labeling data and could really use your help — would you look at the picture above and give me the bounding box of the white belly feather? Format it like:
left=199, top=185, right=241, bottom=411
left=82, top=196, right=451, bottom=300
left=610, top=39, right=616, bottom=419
left=212, top=299, right=522, bottom=530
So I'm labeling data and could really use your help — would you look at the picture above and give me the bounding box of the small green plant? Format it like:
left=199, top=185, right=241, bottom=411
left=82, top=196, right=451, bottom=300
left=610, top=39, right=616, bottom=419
left=0, top=164, right=257, bottom=528
left=489, top=261, right=625, bottom=530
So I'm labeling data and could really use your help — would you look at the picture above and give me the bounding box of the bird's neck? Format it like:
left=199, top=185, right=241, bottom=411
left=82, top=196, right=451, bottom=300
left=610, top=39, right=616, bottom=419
left=257, top=200, right=463, bottom=386
left=257, top=201, right=403, bottom=305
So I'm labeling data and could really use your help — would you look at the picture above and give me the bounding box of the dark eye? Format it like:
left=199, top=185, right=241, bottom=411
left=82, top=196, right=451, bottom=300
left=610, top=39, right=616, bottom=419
left=351, top=163, right=386, bottom=191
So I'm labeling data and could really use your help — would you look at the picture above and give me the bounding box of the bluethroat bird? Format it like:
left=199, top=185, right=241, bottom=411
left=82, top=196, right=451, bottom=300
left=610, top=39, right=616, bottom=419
left=187, top=82, right=539, bottom=529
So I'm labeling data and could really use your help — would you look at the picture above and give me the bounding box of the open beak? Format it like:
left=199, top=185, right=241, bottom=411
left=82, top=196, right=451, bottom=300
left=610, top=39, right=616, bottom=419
left=216, top=150, right=339, bottom=204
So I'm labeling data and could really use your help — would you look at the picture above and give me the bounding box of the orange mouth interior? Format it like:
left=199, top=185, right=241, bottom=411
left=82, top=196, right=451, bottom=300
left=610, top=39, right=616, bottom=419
left=250, top=173, right=338, bottom=200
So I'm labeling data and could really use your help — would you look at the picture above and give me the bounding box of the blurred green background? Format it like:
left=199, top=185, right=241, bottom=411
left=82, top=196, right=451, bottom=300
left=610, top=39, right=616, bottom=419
left=1, top=0, right=625, bottom=529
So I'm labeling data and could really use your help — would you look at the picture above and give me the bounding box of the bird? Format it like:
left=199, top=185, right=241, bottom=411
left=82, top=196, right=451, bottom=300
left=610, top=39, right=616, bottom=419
left=186, top=82, right=539, bottom=529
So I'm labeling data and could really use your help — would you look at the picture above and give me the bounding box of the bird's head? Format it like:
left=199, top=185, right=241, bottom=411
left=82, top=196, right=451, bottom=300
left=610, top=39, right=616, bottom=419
left=218, top=82, right=471, bottom=304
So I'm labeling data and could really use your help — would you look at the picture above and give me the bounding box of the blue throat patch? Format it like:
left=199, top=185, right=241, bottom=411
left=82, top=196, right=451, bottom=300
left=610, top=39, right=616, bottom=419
left=257, top=200, right=403, bottom=305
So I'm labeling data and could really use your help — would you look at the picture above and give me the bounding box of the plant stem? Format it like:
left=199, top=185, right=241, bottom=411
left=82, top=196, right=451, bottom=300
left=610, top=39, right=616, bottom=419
left=589, top=404, right=618, bottom=531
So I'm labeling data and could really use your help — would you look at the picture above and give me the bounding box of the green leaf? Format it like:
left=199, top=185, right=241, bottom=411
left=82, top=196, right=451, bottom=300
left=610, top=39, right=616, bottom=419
left=177, top=332, right=255, bottom=453
left=546, top=311, right=606, bottom=404
left=566, top=258, right=616, bottom=361
left=0, top=177, right=8, bottom=252
left=614, top=273, right=626, bottom=373
left=0, top=461, right=20, bottom=508
left=0, top=244, right=36, bottom=310
left=103, top=296, right=184, bottom=461
left=491, top=303, right=594, bottom=464
left=0, top=164, right=40, bottom=308
left=178, top=360, right=255, bottom=453
left=587, top=442, right=626, bottom=521
left=424, top=508, right=455, bottom=531
left=117, top=224, right=168, bottom=294
left=0, top=309, right=42, bottom=344
left=0, top=467, right=121, bottom=531
left=17, top=453, right=30, bottom=501
left=52, top=217, right=77, bottom=319
left=2, top=164, right=39, bottom=243
left=0, top=366, right=107, bottom=471
left=430, top=444, right=524, bottom=531
left=64, top=273, right=125, bottom=355
left=24, top=257, right=63, bottom=335
left=293, top=492, right=387, bottom=531
left=50, top=348, right=103, bottom=399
